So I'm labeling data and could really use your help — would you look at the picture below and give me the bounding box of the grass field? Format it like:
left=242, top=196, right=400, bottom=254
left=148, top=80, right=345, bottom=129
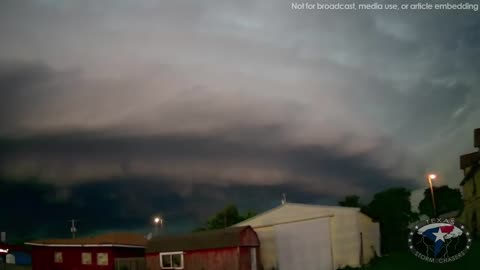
left=354, top=240, right=480, bottom=270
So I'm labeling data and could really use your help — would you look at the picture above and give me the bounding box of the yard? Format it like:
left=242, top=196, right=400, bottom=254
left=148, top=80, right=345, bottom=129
left=352, top=240, right=480, bottom=270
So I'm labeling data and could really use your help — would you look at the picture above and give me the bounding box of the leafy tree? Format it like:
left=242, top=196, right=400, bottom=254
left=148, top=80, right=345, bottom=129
left=361, top=187, right=417, bottom=254
left=243, top=210, right=257, bottom=220
left=418, top=185, right=463, bottom=217
left=194, top=204, right=257, bottom=231
left=338, top=195, right=361, bottom=207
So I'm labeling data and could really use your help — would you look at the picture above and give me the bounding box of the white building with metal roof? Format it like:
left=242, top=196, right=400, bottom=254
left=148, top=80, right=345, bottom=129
left=234, top=202, right=380, bottom=270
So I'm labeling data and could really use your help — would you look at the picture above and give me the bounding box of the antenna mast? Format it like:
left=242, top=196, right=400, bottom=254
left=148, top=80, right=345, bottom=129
left=69, top=219, right=78, bottom=238
left=281, top=193, right=287, bottom=205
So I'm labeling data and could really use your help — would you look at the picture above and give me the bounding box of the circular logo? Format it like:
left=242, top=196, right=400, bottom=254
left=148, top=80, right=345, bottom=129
left=408, top=218, right=472, bottom=263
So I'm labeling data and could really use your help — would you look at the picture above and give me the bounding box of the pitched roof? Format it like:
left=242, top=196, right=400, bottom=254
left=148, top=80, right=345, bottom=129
left=460, top=151, right=479, bottom=170
left=146, top=226, right=257, bottom=253
left=234, top=203, right=357, bottom=228
left=461, top=162, right=479, bottom=186
left=0, top=243, right=29, bottom=252
left=25, top=232, right=146, bottom=248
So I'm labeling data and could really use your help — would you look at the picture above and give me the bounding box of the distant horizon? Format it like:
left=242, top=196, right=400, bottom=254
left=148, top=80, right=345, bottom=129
left=1, top=181, right=462, bottom=243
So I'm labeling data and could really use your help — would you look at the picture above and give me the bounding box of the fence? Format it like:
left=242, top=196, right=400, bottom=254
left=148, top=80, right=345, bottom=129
left=115, top=257, right=146, bottom=270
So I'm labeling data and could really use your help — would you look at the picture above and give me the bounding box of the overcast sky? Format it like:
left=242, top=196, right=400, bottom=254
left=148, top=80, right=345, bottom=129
left=1, top=0, right=479, bottom=238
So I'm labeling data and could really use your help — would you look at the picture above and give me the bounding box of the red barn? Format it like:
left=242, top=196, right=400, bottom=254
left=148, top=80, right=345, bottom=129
left=26, top=232, right=146, bottom=270
left=146, top=226, right=260, bottom=270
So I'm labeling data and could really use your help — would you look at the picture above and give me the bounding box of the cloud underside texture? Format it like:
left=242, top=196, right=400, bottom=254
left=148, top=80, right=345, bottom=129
left=1, top=0, right=479, bottom=238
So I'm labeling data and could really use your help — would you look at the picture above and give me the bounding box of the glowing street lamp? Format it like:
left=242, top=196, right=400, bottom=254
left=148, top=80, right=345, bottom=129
left=154, top=216, right=163, bottom=236
left=428, top=174, right=437, bottom=217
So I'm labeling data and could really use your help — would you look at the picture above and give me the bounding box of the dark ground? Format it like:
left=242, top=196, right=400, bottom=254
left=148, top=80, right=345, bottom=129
left=350, top=240, right=479, bottom=270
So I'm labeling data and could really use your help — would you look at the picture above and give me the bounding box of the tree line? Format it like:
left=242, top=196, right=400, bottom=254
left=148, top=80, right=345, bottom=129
left=339, top=185, right=462, bottom=254
left=199, top=185, right=463, bottom=255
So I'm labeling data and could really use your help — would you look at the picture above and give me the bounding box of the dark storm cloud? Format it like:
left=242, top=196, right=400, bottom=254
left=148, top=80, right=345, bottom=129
left=0, top=176, right=192, bottom=241
left=0, top=130, right=419, bottom=198
left=0, top=130, right=418, bottom=241
left=0, top=174, right=352, bottom=242
left=0, top=59, right=424, bottom=186
left=0, top=0, right=480, bottom=235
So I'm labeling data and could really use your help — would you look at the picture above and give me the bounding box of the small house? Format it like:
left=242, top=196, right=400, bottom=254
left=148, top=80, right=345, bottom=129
left=26, top=232, right=146, bottom=270
left=146, top=226, right=260, bottom=270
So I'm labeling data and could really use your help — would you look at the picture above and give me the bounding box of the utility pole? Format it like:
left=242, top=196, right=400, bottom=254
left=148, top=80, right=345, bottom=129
left=154, top=217, right=163, bottom=237
left=68, top=219, right=79, bottom=239
left=427, top=174, right=437, bottom=217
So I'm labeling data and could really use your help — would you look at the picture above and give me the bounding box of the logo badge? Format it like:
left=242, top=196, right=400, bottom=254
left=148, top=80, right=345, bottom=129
left=409, top=218, right=472, bottom=263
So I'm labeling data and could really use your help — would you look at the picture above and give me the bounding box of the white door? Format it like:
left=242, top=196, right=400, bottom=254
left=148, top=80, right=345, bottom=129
left=275, top=218, right=333, bottom=270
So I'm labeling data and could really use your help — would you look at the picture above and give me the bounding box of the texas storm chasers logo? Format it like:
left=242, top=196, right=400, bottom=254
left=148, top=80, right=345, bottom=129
left=409, top=218, right=472, bottom=263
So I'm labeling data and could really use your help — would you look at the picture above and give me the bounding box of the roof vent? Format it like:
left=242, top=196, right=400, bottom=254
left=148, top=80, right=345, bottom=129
left=281, top=193, right=287, bottom=205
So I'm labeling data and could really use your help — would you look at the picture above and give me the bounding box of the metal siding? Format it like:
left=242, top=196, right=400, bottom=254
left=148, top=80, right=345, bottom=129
left=253, top=227, right=277, bottom=270
left=183, top=247, right=239, bottom=270
left=356, top=213, right=381, bottom=261
left=145, top=253, right=161, bottom=270
left=113, top=246, right=145, bottom=258
left=275, top=218, right=333, bottom=270
left=147, top=248, right=241, bottom=270
left=31, top=246, right=143, bottom=270
left=114, top=257, right=146, bottom=270
left=32, top=246, right=53, bottom=270
left=240, top=227, right=260, bottom=246
left=235, top=203, right=380, bottom=269
left=239, top=247, right=248, bottom=270
left=329, top=209, right=361, bottom=268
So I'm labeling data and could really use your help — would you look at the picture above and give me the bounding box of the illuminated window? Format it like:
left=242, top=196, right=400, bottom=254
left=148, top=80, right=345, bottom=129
left=82, top=252, right=92, bottom=265
left=54, top=252, right=63, bottom=263
left=160, top=252, right=183, bottom=269
left=97, top=253, right=109, bottom=265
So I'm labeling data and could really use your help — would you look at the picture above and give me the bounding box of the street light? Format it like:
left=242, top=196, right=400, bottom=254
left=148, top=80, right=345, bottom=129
left=154, top=216, right=163, bottom=236
left=428, top=174, right=437, bottom=217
